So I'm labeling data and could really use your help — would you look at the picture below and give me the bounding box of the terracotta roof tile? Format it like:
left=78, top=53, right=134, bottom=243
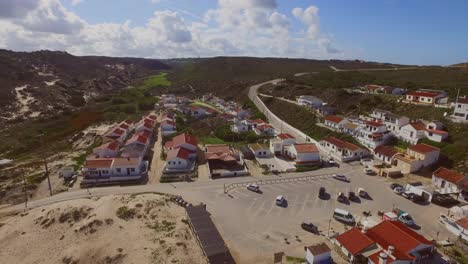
left=455, top=217, right=468, bottom=230
left=325, top=115, right=344, bottom=124
left=167, top=147, right=191, bottom=160
left=277, top=133, right=294, bottom=140
left=113, top=157, right=141, bottom=166
left=408, top=143, right=439, bottom=154
left=374, top=145, right=398, bottom=158
left=433, top=167, right=465, bottom=184
left=409, top=122, right=426, bottom=131
left=294, top=143, right=318, bottom=153
left=407, top=91, right=441, bottom=98
left=84, top=158, right=114, bottom=168
left=323, top=137, right=361, bottom=151
left=336, top=228, right=375, bottom=255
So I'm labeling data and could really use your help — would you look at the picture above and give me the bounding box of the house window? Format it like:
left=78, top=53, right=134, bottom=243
left=458, top=104, right=461, bottom=108
left=130, top=168, right=135, bottom=172
left=178, top=161, right=181, bottom=164
left=116, top=168, right=121, bottom=173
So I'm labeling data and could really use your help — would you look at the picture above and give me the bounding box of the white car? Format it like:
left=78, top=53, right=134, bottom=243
left=246, top=183, right=260, bottom=192
left=333, top=174, right=350, bottom=182
left=363, top=166, right=374, bottom=175
left=328, top=158, right=336, bottom=166
left=275, top=195, right=285, bottom=206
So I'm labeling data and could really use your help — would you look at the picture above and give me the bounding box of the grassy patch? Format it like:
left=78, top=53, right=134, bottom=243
left=199, top=136, right=226, bottom=145
left=191, top=101, right=219, bottom=111
left=295, top=165, right=321, bottom=172
left=243, top=99, right=266, bottom=120
left=285, top=256, right=306, bottom=263
left=142, top=72, right=171, bottom=87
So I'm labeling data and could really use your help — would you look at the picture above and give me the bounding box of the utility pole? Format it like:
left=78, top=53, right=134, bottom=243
left=40, top=133, right=53, bottom=196
left=327, top=218, right=332, bottom=238
left=21, top=169, right=28, bottom=209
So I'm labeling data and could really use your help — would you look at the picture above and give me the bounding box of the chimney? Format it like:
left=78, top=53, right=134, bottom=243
left=388, top=245, right=395, bottom=256
left=379, top=252, right=388, bottom=264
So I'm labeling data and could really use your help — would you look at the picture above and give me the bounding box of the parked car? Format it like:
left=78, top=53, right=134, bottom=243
left=402, top=191, right=415, bottom=200
left=390, top=183, right=403, bottom=190
left=411, top=194, right=424, bottom=203
left=360, top=158, right=372, bottom=165
left=432, top=195, right=459, bottom=206
left=275, top=195, right=286, bottom=206
left=333, top=174, right=350, bottom=182
left=393, top=186, right=404, bottom=195
left=393, top=208, right=415, bottom=226
left=348, top=191, right=356, bottom=201
left=328, top=157, right=336, bottom=166
left=301, top=222, right=318, bottom=234
left=333, top=208, right=355, bottom=224
left=357, top=188, right=368, bottom=198
left=337, top=192, right=346, bottom=203
left=246, top=183, right=260, bottom=192
left=364, top=167, right=374, bottom=175
left=318, top=187, right=326, bottom=198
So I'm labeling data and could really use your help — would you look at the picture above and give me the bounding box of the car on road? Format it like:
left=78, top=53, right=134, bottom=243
left=333, top=174, right=350, bottom=182
left=301, top=222, right=318, bottom=234
left=364, top=167, right=374, bottom=175
left=402, top=191, right=415, bottom=200
left=275, top=195, right=286, bottom=206
left=390, top=183, right=403, bottom=190
left=246, top=183, right=260, bottom=192
left=318, top=187, right=326, bottom=198
left=393, top=186, right=404, bottom=195
left=337, top=192, right=346, bottom=203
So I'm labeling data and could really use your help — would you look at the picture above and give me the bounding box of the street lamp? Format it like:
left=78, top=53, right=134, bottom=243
left=327, top=219, right=332, bottom=238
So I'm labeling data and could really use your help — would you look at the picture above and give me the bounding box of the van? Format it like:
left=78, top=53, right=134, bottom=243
left=333, top=208, right=355, bottom=224
left=275, top=195, right=285, bottom=206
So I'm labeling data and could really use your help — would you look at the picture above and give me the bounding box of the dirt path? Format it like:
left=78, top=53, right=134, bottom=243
left=148, top=121, right=164, bottom=184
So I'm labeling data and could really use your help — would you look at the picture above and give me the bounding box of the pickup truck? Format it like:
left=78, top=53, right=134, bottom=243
left=392, top=208, right=415, bottom=226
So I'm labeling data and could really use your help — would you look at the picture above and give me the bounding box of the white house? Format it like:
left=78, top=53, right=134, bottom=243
left=305, top=243, right=332, bottom=264
left=432, top=167, right=465, bottom=195
left=254, top=123, right=276, bottom=136
left=371, top=109, right=410, bottom=132
left=405, top=90, right=448, bottom=105
left=425, top=129, right=448, bottom=142
left=104, top=127, right=127, bottom=143
left=452, top=98, right=468, bottom=123
left=164, top=133, right=198, bottom=159
left=394, top=143, right=440, bottom=174
left=189, top=106, right=208, bottom=118
left=165, top=147, right=193, bottom=170
left=83, top=158, right=114, bottom=178
left=270, top=133, right=296, bottom=156
left=324, top=115, right=348, bottom=130
left=285, top=143, right=321, bottom=166
left=297, top=95, right=323, bottom=108
left=399, top=122, right=427, bottom=144
left=231, top=120, right=249, bottom=133
left=342, top=122, right=359, bottom=136
left=135, top=121, right=154, bottom=134
left=357, top=121, right=392, bottom=149
left=374, top=145, right=398, bottom=165
left=112, top=157, right=144, bottom=178
left=320, top=137, right=369, bottom=162
left=249, top=143, right=272, bottom=158
left=160, top=120, right=177, bottom=136
left=93, top=141, right=120, bottom=158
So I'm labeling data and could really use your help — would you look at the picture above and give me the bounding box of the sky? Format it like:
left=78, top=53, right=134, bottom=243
left=0, top=0, right=467, bottom=65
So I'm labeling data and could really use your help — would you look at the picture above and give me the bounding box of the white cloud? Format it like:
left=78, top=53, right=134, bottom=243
left=0, top=0, right=343, bottom=59
left=71, top=0, right=84, bottom=6
left=0, top=0, right=38, bottom=18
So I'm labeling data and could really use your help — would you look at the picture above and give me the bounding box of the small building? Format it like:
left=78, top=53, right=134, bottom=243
left=405, top=90, right=448, bottom=105
left=285, top=143, right=321, bottom=166
left=399, top=122, right=427, bottom=144
left=270, top=133, right=296, bottom=156
left=104, top=127, right=127, bottom=143
left=316, top=105, right=336, bottom=116
left=83, top=158, right=114, bottom=178
left=205, top=144, right=248, bottom=178
left=432, top=167, right=465, bottom=195
left=249, top=143, right=272, bottom=158
left=160, top=120, right=177, bottom=136
left=164, top=133, right=198, bottom=158
left=231, top=120, right=249, bottom=133
left=165, top=147, right=194, bottom=171
left=297, top=95, right=323, bottom=108
left=357, top=121, right=392, bottom=149
left=320, top=137, right=369, bottom=162
left=93, top=141, right=120, bottom=158
left=425, top=128, right=448, bottom=142
left=324, top=115, right=348, bottom=130
left=254, top=123, right=276, bottom=136
left=112, top=157, right=144, bottom=178
left=374, top=145, right=398, bottom=165
left=394, top=143, right=440, bottom=174
left=452, top=98, right=468, bottom=123
left=305, top=243, right=332, bottom=264
left=342, top=122, right=359, bottom=136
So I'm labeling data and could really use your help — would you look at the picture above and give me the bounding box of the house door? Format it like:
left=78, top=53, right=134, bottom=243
left=441, top=181, right=446, bottom=188
left=127, top=168, right=131, bottom=175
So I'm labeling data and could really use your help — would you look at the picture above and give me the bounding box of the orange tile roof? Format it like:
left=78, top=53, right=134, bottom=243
left=113, top=157, right=141, bottom=166
left=408, top=143, right=439, bottom=154
left=277, top=133, right=294, bottom=140
left=407, top=91, right=441, bottom=98
left=336, top=228, right=375, bottom=255
left=374, top=145, right=398, bottom=158
left=294, top=143, right=318, bottom=153
left=409, top=122, right=426, bottom=131
left=455, top=217, right=468, bottom=230
left=84, top=158, right=114, bottom=168
left=325, top=115, right=343, bottom=124
left=167, top=147, right=191, bottom=160
left=323, top=137, right=361, bottom=151
left=433, top=167, right=465, bottom=184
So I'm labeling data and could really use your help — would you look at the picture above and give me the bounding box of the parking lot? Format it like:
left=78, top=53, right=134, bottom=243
left=176, top=161, right=454, bottom=264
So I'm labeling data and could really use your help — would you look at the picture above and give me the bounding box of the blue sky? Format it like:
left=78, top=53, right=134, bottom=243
left=0, top=0, right=467, bottom=65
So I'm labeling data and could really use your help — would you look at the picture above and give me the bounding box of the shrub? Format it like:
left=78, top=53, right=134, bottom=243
left=116, top=206, right=136, bottom=220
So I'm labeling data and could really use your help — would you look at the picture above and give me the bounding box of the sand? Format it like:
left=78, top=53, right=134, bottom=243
left=0, top=193, right=207, bottom=264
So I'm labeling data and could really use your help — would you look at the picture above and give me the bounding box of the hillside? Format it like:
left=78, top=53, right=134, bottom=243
left=0, top=49, right=169, bottom=124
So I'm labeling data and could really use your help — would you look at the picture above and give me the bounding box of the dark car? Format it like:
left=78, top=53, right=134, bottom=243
left=402, top=191, right=415, bottom=200
left=348, top=191, right=356, bottom=201
left=390, top=183, right=403, bottom=190
left=301, top=222, right=318, bottom=234
left=337, top=192, right=347, bottom=203
left=319, top=187, right=326, bottom=198
left=432, top=195, right=459, bottom=206
left=411, top=194, right=424, bottom=203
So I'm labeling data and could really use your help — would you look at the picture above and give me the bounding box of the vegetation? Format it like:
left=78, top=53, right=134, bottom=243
left=116, top=206, right=137, bottom=220
left=199, top=136, right=226, bottom=145
left=285, top=256, right=306, bottom=264
left=243, top=99, right=266, bottom=120
left=295, top=166, right=321, bottom=172
left=214, top=125, right=262, bottom=143
left=142, top=72, right=171, bottom=88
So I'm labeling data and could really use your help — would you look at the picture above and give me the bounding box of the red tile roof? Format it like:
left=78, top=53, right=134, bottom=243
left=409, top=122, right=426, bottom=131
left=426, top=129, right=448, bottom=135
left=137, top=130, right=152, bottom=138
left=113, top=157, right=141, bottom=166
left=277, top=133, right=294, bottom=140
left=455, top=217, right=468, bottom=230
left=165, top=133, right=198, bottom=149
left=374, top=145, right=398, bottom=158
left=458, top=98, right=468, bottom=104
left=119, top=122, right=130, bottom=130
left=336, top=228, right=375, bottom=255
left=112, top=127, right=125, bottom=135
left=366, top=120, right=385, bottom=127
left=325, top=115, right=344, bottom=124
left=433, top=167, right=465, bottom=184
left=408, top=143, right=439, bottom=154
left=167, top=147, right=191, bottom=160
left=323, top=137, right=361, bottom=151
left=407, top=91, right=441, bottom=98
left=294, top=143, right=318, bottom=153
left=251, top=119, right=266, bottom=124
left=126, top=134, right=149, bottom=145
left=256, top=124, right=273, bottom=131
left=84, top=158, right=114, bottom=168
left=205, top=144, right=231, bottom=154
left=366, top=221, right=432, bottom=260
